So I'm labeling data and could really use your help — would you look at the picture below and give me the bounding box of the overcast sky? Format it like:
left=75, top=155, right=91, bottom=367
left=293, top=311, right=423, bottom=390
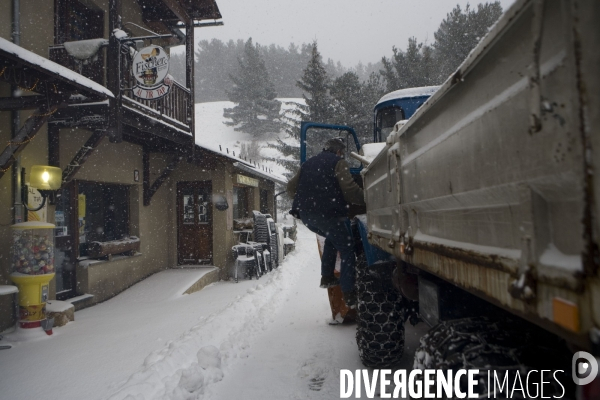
left=193, top=0, right=517, bottom=67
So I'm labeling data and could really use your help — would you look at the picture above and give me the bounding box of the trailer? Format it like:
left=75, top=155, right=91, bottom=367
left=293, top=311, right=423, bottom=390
left=299, top=0, right=599, bottom=397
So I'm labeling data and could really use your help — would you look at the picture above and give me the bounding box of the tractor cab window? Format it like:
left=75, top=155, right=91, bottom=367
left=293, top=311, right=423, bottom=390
left=376, top=106, right=404, bottom=142
left=304, top=129, right=361, bottom=169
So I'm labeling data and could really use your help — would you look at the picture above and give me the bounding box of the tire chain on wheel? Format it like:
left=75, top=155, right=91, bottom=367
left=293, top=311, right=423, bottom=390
left=355, top=256, right=405, bottom=368
left=413, top=317, right=573, bottom=399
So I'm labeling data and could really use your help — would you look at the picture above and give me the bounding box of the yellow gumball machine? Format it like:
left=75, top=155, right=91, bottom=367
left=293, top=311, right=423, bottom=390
left=8, top=165, right=61, bottom=334
left=10, top=222, right=56, bottom=332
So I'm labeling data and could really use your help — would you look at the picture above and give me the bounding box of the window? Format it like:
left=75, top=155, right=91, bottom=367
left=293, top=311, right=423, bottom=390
left=304, top=129, right=361, bottom=168
left=376, top=106, right=405, bottom=142
left=232, top=186, right=249, bottom=220
left=54, top=183, right=76, bottom=298
left=260, top=189, right=269, bottom=215
left=53, top=0, right=105, bottom=84
left=182, top=193, right=209, bottom=224
left=56, top=0, right=104, bottom=43
left=78, top=182, right=130, bottom=246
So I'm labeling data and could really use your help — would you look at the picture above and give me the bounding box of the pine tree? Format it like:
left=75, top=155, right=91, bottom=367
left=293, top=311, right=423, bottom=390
left=380, top=38, right=436, bottom=92
left=328, top=71, right=386, bottom=145
left=360, top=72, right=386, bottom=142
left=434, top=2, right=503, bottom=79
left=380, top=2, right=503, bottom=91
left=331, top=71, right=364, bottom=126
left=266, top=42, right=333, bottom=177
left=296, top=41, right=333, bottom=123
left=223, top=38, right=282, bottom=136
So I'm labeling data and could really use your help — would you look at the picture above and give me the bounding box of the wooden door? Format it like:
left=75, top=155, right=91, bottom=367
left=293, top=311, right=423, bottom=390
left=177, top=181, right=213, bottom=265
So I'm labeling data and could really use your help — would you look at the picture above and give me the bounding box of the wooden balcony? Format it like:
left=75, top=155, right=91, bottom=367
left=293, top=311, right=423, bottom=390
left=49, top=43, right=192, bottom=135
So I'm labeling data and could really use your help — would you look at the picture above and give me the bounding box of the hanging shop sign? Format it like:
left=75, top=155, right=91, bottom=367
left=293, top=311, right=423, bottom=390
left=236, top=174, right=259, bottom=187
left=131, top=45, right=170, bottom=100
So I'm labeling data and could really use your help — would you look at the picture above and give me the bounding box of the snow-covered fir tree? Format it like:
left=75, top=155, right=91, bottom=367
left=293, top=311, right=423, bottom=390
left=266, top=41, right=332, bottom=178
left=223, top=38, right=282, bottom=137
left=296, top=41, right=333, bottom=124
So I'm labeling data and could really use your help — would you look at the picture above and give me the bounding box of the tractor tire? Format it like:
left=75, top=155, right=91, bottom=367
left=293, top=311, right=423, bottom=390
left=355, top=256, right=405, bottom=368
left=413, top=317, right=573, bottom=399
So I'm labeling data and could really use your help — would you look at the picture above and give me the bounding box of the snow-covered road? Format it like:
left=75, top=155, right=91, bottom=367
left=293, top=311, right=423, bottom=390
left=204, top=225, right=428, bottom=400
left=206, top=224, right=364, bottom=399
left=103, top=223, right=428, bottom=400
left=0, top=223, right=428, bottom=400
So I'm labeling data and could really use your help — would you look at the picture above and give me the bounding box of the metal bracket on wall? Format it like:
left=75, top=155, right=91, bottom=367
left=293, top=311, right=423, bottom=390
left=62, top=129, right=107, bottom=184
left=0, top=98, right=68, bottom=181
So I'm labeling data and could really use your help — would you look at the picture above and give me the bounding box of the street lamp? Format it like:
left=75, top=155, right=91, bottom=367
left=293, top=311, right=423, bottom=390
left=24, top=165, right=62, bottom=211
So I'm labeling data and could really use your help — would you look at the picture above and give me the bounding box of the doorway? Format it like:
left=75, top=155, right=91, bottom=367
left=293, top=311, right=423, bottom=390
left=54, top=181, right=77, bottom=300
left=177, top=181, right=213, bottom=265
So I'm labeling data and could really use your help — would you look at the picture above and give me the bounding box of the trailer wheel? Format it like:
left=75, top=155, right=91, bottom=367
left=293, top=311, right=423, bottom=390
left=355, top=255, right=405, bottom=368
left=413, top=317, right=573, bottom=399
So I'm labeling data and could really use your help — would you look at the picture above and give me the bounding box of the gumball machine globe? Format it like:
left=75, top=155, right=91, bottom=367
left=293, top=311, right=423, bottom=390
left=11, top=222, right=55, bottom=275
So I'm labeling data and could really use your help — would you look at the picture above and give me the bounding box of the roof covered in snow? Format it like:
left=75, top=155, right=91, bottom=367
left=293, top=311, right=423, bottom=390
left=194, top=140, right=288, bottom=186
left=0, top=37, right=113, bottom=99
left=375, top=86, right=439, bottom=106
left=194, top=101, right=295, bottom=186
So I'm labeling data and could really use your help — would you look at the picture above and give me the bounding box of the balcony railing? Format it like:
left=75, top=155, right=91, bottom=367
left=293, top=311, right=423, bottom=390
left=49, top=45, right=106, bottom=86
left=121, top=70, right=191, bottom=130
left=49, top=42, right=192, bottom=131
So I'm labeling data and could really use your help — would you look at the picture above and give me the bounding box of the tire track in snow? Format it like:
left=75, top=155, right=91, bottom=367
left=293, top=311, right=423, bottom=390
left=205, top=225, right=363, bottom=400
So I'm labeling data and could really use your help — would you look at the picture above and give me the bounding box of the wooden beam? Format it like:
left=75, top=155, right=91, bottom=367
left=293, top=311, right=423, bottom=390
left=143, top=147, right=150, bottom=206
left=144, top=152, right=181, bottom=206
left=186, top=20, right=195, bottom=158
left=47, top=124, right=60, bottom=206
left=161, top=0, right=192, bottom=25
left=0, top=95, right=47, bottom=111
left=0, top=100, right=67, bottom=181
left=108, top=0, right=123, bottom=143
left=48, top=124, right=60, bottom=167
left=62, top=130, right=107, bottom=183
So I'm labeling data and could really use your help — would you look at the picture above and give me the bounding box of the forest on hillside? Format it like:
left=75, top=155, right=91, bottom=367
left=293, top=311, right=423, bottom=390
left=170, top=41, right=379, bottom=103
left=170, top=2, right=502, bottom=104
left=169, top=2, right=503, bottom=178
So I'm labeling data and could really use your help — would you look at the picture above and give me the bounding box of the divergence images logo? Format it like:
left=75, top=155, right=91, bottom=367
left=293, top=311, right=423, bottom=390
left=572, top=351, right=599, bottom=386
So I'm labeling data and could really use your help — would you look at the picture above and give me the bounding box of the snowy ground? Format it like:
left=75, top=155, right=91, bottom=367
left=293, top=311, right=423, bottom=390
left=195, top=99, right=303, bottom=178
left=0, top=224, right=428, bottom=400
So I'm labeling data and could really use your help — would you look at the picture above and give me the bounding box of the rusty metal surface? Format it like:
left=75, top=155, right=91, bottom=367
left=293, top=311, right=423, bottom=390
left=370, top=232, right=593, bottom=349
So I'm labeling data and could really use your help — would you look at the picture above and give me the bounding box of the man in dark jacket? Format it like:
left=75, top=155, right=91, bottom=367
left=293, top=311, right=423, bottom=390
left=287, top=138, right=364, bottom=307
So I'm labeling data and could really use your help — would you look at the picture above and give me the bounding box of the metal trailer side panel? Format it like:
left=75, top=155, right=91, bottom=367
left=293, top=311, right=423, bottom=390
left=364, top=0, right=598, bottom=347
left=572, top=0, right=600, bottom=333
